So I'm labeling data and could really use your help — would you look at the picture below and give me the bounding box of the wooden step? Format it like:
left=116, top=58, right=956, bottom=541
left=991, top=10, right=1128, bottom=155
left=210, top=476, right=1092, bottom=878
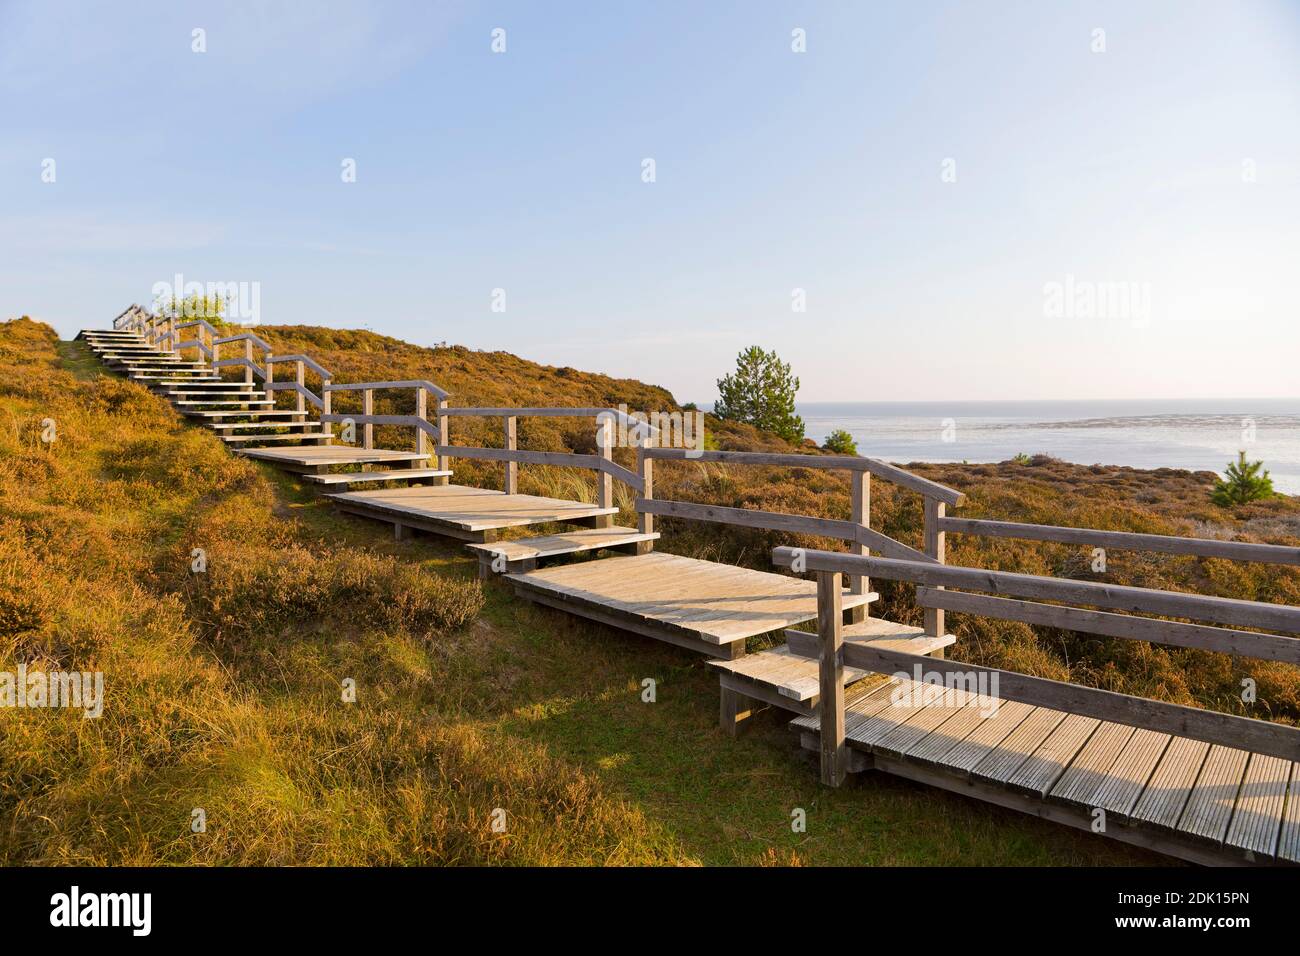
left=210, top=420, right=322, bottom=431
left=709, top=644, right=874, bottom=717
left=784, top=616, right=955, bottom=661
left=303, top=468, right=454, bottom=486
left=220, top=433, right=332, bottom=444
left=466, top=526, right=659, bottom=573
left=182, top=409, right=315, bottom=419
left=173, top=400, right=274, bottom=407
left=132, top=375, right=223, bottom=382
left=165, top=390, right=266, bottom=398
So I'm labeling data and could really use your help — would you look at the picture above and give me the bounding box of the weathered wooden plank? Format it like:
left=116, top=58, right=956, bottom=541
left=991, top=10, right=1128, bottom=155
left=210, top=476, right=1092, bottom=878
left=510, top=553, right=872, bottom=645
left=1277, top=763, right=1300, bottom=863
left=873, top=687, right=975, bottom=757
left=465, top=527, right=658, bottom=563
left=1049, top=721, right=1135, bottom=805
left=938, top=699, right=1035, bottom=773
left=771, top=548, right=1300, bottom=634
left=1089, top=729, right=1170, bottom=819
left=903, top=696, right=1007, bottom=765
left=1177, top=744, right=1249, bottom=843
left=1224, top=753, right=1290, bottom=857
left=784, top=618, right=948, bottom=662
left=972, top=708, right=1066, bottom=784
left=939, top=516, right=1300, bottom=567
left=1131, top=737, right=1211, bottom=830
left=824, top=643, right=1300, bottom=763
left=917, top=588, right=1300, bottom=664
left=1006, top=713, right=1099, bottom=797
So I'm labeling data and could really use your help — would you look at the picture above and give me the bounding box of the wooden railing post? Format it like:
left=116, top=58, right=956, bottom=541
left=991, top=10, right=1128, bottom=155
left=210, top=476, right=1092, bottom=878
left=595, top=414, right=614, bottom=528
left=924, top=498, right=947, bottom=653
left=414, top=387, right=427, bottom=458
left=503, top=415, right=517, bottom=495
left=321, top=380, right=332, bottom=438
left=295, top=360, right=306, bottom=421
left=849, top=471, right=870, bottom=624
left=243, top=339, right=253, bottom=385
left=362, top=388, right=374, bottom=449
left=636, top=434, right=654, bottom=547
left=817, top=569, right=847, bottom=786
left=436, top=398, right=449, bottom=472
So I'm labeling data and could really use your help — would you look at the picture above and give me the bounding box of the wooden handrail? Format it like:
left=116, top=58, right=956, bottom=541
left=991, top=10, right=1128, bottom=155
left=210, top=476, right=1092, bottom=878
left=326, top=379, right=447, bottom=399
left=641, top=448, right=965, bottom=506
left=267, top=353, right=333, bottom=381
left=771, top=548, right=1300, bottom=634
left=793, top=562, right=1300, bottom=784
left=442, top=405, right=658, bottom=434
left=940, top=516, right=1300, bottom=566
left=638, top=498, right=928, bottom=562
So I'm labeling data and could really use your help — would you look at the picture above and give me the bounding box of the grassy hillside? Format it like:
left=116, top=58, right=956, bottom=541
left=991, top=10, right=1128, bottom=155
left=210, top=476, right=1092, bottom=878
left=3, top=315, right=1299, bottom=865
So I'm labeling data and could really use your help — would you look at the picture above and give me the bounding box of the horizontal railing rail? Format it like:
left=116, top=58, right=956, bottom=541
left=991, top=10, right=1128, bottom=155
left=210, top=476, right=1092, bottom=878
left=770, top=547, right=1300, bottom=780
left=635, top=498, right=927, bottom=561
left=940, top=516, right=1300, bottom=566
left=435, top=406, right=653, bottom=510
left=772, top=549, right=1300, bottom=636
left=641, top=448, right=965, bottom=506
left=639, top=448, right=960, bottom=618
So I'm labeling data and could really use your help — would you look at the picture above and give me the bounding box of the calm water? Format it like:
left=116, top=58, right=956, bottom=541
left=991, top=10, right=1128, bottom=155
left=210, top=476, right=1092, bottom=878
left=790, top=399, right=1300, bottom=495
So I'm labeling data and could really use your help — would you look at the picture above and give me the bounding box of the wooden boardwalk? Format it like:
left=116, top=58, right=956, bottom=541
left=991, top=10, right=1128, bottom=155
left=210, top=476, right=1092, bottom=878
left=790, top=676, right=1299, bottom=865
left=328, top=484, right=619, bottom=542
left=508, top=552, right=877, bottom=658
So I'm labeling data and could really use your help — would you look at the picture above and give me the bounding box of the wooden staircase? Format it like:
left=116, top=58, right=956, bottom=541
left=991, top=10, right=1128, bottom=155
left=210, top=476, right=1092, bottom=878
left=78, top=330, right=332, bottom=446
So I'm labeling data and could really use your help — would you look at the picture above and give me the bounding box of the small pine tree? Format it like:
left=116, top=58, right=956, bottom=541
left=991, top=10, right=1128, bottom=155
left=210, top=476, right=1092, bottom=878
left=1211, top=451, right=1276, bottom=506
left=823, top=429, right=858, bottom=455
left=713, top=346, right=805, bottom=443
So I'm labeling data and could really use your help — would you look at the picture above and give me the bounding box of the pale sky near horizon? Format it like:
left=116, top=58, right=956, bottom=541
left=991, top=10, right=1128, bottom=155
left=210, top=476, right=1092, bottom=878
left=2, top=1, right=1298, bottom=403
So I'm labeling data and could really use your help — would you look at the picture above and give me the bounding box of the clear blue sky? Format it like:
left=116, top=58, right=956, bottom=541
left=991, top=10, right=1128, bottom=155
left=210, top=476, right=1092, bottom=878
left=3, top=1, right=1298, bottom=402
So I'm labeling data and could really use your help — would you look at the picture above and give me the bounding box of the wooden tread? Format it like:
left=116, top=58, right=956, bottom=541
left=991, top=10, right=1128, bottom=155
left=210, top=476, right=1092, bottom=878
left=465, top=526, right=659, bottom=564
left=304, top=468, right=454, bottom=485
left=784, top=616, right=954, bottom=660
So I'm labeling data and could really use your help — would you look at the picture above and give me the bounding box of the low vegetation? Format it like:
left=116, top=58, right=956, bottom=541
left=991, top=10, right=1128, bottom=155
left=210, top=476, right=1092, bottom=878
left=3, top=315, right=1299, bottom=865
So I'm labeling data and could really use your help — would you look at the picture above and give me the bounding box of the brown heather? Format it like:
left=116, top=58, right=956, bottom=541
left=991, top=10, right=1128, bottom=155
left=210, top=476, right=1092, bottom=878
left=2, top=315, right=1298, bottom=865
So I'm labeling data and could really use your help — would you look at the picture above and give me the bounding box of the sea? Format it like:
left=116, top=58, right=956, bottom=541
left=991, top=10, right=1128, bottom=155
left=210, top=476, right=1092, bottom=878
left=788, top=399, right=1300, bottom=495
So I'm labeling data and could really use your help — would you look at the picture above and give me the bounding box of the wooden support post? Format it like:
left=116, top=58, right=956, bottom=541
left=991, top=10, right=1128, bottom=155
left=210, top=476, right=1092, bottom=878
left=817, top=570, right=847, bottom=786
left=719, top=686, right=758, bottom=736
left=503, top=416, right=517, bottom=495
left=243, top=339, right=253, bottom=385
left=924, top=498, right=946, bottom=655
left=363, top=388, right=374, bottom=449
left=595, top=415, right=614, bottom=529
left=848, top=471, right=870, bottom=624
left=412, top=387, right=427, bottom=458
left=321, top=380, right=332, bottom=438
left=211, top=338, right=220, bottom=366
left=295, top=360, right=306, bottom=421
left=636, top=437, right=654, bottom=547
